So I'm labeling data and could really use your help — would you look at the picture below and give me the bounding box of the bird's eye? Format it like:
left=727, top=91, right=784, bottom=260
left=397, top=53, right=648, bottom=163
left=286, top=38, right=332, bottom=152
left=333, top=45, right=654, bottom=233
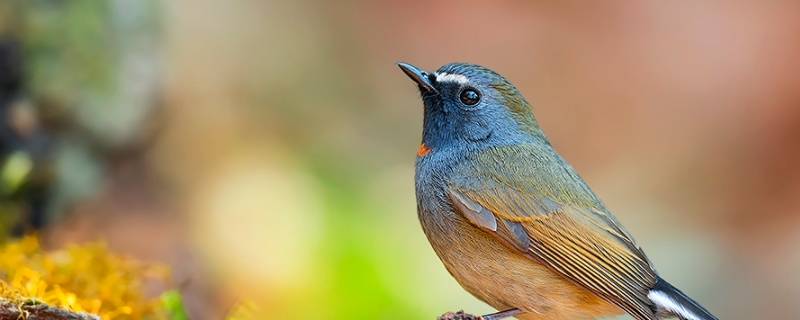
left=459, top=88, right=481, bottom=106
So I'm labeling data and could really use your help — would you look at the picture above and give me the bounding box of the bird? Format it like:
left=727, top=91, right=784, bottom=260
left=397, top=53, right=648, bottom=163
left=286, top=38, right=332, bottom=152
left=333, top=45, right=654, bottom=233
left=397, top=62, right=719, bottom=320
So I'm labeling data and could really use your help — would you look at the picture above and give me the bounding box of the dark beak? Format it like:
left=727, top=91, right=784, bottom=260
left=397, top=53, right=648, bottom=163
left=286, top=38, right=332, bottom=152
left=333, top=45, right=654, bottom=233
left=397, top=62, right=438, bottom=94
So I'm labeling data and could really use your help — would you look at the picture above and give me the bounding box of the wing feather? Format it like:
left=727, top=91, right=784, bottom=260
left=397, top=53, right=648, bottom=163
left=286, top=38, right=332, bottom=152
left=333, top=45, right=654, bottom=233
left=447, top=145, right=659, bottom=320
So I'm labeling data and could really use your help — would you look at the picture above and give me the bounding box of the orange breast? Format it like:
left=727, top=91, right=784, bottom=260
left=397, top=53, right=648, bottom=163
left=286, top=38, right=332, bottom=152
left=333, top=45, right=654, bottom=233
left=420, top=214, right=623, bottom=320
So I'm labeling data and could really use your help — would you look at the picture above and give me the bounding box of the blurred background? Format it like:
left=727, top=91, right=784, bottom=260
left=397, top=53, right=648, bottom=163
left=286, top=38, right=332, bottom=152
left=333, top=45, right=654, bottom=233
left=1, top=1, right=799, bottom=319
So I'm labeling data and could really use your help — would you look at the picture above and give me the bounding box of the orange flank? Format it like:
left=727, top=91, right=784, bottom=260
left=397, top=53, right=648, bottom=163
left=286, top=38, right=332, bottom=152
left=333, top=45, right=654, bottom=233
left=417, top=143, right=431, bottom=157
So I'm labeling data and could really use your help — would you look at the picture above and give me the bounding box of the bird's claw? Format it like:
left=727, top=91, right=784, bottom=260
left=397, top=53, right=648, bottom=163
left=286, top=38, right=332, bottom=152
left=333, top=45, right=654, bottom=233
left=438, top=310, right=483, bottom=320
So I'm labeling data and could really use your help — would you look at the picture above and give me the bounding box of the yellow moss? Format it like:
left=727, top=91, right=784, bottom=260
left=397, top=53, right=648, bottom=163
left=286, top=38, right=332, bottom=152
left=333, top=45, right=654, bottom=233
left=224, top=301, right=260, bottom=320
left=0, top=236, right=169, bottom=319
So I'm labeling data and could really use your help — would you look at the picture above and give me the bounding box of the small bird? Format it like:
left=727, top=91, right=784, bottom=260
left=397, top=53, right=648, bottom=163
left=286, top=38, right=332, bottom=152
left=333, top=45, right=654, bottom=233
left=398, top=62, right=718, bottom=320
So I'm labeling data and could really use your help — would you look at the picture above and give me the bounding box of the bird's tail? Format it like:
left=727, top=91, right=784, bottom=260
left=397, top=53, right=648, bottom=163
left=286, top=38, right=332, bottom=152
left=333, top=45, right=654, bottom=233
left=647, top=277, right=719, bottom=320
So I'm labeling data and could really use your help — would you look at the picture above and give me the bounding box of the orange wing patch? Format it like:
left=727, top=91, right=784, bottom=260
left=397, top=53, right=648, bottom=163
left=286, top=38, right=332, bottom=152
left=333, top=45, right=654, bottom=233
left=417, top=143, right=431, bottom=157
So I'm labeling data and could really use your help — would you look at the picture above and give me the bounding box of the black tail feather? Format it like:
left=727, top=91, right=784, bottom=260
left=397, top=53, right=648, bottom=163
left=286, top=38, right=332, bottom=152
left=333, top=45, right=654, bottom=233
left=649, top=277, right=718, bottom=320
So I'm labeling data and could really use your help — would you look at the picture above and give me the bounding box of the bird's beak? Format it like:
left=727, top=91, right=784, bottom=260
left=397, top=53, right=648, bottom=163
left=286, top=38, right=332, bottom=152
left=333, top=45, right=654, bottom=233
left=397, top=62, right=438, bottom=94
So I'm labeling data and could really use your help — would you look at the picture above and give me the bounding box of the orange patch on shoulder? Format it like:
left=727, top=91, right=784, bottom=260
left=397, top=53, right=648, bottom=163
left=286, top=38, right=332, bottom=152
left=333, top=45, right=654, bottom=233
left=417, top=143, right=431, bottom=157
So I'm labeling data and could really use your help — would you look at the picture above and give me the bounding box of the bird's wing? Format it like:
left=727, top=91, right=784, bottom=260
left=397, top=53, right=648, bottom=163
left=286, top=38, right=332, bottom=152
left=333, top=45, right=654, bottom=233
left=448, top=145, right=658, bottom=320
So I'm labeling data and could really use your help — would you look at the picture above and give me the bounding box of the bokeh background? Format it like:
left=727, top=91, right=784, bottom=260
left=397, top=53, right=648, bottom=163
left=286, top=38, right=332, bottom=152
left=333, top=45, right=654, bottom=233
left=2, top=1, right=800, bottom=319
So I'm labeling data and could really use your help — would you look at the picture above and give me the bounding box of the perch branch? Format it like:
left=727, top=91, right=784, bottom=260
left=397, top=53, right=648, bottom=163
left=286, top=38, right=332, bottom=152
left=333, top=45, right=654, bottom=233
left=0, top=299, right=99, bottom=320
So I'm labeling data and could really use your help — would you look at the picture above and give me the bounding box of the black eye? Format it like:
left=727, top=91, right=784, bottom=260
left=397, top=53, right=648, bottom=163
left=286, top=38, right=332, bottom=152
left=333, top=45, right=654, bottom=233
left=459, top=88, right=481, bottom=106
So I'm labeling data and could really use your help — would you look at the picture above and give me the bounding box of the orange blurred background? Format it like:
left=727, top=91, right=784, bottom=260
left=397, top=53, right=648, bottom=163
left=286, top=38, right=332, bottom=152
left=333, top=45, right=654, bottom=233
left=2, top=1, right=800, bottom=319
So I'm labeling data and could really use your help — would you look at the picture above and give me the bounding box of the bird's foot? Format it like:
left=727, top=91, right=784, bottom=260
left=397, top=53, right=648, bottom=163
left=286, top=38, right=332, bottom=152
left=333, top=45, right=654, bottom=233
left=437, top=310, right=483, bottom=320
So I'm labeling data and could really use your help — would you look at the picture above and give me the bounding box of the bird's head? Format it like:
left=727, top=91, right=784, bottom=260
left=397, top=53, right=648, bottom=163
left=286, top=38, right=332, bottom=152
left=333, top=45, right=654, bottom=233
left=398, top=62, right=545, bottom=153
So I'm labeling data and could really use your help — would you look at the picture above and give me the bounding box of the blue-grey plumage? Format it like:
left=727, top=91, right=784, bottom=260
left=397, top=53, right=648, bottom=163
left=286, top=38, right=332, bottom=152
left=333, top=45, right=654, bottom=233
left=399, top=62, right=718, bottom=320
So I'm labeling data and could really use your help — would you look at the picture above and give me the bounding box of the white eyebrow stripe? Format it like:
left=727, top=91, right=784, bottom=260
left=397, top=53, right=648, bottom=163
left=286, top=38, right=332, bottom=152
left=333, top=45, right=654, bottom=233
left=434, top=72, right=469, bottom=85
